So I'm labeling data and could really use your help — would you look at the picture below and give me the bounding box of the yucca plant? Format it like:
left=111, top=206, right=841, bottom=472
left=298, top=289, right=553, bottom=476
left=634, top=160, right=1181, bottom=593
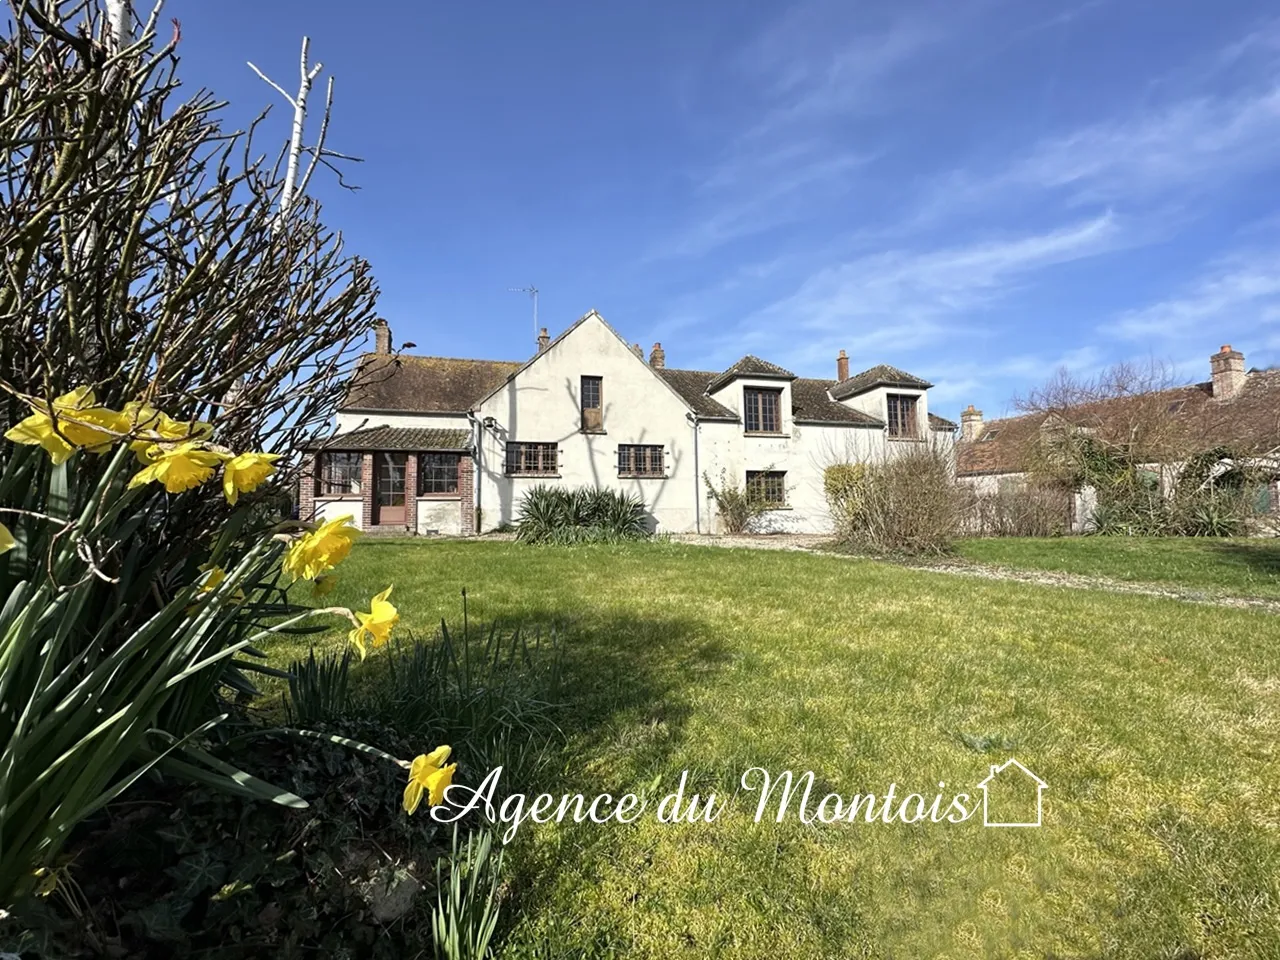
left=514, top=485, right=648, bottom=544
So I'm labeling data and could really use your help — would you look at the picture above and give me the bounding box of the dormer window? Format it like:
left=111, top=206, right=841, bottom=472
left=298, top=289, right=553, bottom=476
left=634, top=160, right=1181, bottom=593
left=744, top=387, right=782, bottom=433
left=581, top=375, right=603, bottom=432
left=886, top=394, right=919, bottom=438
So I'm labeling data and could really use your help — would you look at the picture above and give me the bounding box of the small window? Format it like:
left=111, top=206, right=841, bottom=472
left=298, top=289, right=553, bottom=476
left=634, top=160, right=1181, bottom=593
left=419, top=453, right=459, bottom=495
left=581, top=376, right=603, bottom=432
left=618, top=444, right=664, bottom=477
left=886, top=394, right=919, bottom=438
left=980, top=428, right=1000, bottom=442
left=317, top=451, right=362, bottom=495
left=744, top=388, right=782, bottom=433
left=505, top=442, right=558, bottom=476
left=746, top=470, right=786, bottom=507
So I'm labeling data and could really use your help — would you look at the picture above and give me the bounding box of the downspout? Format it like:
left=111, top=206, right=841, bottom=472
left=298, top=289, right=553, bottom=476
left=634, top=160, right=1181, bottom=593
left=466, top=410, right=482, bottom=533
left=686, top=412, right=701, bottom=534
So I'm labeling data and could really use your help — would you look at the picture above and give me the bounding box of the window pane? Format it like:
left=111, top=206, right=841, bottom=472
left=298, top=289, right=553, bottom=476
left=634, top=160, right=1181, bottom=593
left=506, top=442, right=557, bottom=475
left=581, top=376, right=602, bottom=410
left=746, top=470, right=785, bottom=505
left=744, top=388, right=781, bottom=432
left=618, top=444, right=663, bottom=476
left=887, top=394, right=917, bottom=437
left=319, top=451, right=362, bottom=495
left=419, top=453, right=459, bottom=494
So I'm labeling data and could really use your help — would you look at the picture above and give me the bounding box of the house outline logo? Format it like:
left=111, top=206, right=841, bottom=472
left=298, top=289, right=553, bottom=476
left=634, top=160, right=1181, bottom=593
left=976, top=758, right=1047, bottom=828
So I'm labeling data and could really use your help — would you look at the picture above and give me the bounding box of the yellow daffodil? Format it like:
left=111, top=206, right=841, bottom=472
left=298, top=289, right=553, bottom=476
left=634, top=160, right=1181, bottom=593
left=403, top=745, right=457, bottom=815
left=222, top=452, right=281, bottom=505
left=347, top=586, right=398, bottom=659
left=127, top=442, right=228, bottom=494
left=4, top=387, right=125, bottom=464
left=121, top=402, right=213, bottom=463
left=0, top=521, right=14, bottom=555
left=312, top=574, right=339, bottom=597
left=197, top=563, right=245, bottom=602
left=282, top=514, right=360, bottom=582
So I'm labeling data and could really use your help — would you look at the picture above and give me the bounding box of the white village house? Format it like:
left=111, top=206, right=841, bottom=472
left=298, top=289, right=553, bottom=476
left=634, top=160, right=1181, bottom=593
left=300, top=311, right=956, bottom=535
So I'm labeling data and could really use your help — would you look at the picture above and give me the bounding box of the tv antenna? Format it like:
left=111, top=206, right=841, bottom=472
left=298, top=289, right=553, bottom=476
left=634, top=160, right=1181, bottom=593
left=508, top=285, right=539, bottom=335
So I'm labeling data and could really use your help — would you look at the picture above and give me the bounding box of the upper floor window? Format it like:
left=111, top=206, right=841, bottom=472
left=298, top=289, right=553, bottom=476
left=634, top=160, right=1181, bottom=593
left=317, top=451, right=361, bottom=495
left=744, top=387, right=782, bottom=433
left=618, top=444, right=664, bottom=478
left=746, top=470, right=786, bottom=506
left=886, top=394, right=919, bottom=438
left=419, top=452, right=459, bottom=495
left=505, top=441, right=558, bottom=476
left=581, top=375, right=603, bottom=432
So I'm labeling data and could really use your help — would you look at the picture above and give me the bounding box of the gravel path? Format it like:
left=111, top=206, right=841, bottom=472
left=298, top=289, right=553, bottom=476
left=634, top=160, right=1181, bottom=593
left=665, top=533, right=1280, bottom=614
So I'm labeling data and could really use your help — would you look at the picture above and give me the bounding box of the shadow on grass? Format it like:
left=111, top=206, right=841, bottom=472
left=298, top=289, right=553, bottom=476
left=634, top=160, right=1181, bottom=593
left=1203, top=538, right=1280, bottom=583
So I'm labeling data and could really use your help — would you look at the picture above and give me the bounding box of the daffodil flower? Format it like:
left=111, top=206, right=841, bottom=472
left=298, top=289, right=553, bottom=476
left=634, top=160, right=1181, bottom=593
left=282, top=514, right=360, bottom=582
left=127, top=442, right=228, bottom=494
left=3, top=387, right=125, bottom=464
left=347, top=586, right=398, bottom=659
left=120, top=402, right=213, bottom=463
left=222, top=452, right=281, bottom=505
left=0, top=521, right=14, bottom=556
left=403, top=745, right=457, bottom=815
left=198, top=563, right=245, bottom=602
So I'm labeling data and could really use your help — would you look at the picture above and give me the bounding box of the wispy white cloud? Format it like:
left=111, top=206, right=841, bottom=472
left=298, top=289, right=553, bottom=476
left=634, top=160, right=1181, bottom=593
left=1112, top=251, right=1280, bottom=341
left=721, top=211, right=1123, bottom=367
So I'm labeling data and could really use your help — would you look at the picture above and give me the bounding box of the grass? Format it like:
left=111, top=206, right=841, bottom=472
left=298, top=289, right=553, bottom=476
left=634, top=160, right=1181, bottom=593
left=266, top=539, right=1280, bottom=959
left=956, top=536, right=1280, bottom=600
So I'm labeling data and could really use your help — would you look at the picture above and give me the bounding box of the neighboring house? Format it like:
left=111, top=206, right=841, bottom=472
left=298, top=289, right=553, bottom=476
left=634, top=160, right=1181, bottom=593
left=300, top=310, right=956, bottom=535
left=956, top=344, right=1280, bottom=525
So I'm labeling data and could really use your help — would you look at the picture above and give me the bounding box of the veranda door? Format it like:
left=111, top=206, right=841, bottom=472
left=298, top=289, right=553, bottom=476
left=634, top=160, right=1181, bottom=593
left=374, top=452, right=407, bottom=526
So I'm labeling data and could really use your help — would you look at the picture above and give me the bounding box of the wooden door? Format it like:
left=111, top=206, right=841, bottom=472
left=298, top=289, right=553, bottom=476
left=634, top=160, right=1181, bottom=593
left=374, top=452, right=407, bottom=525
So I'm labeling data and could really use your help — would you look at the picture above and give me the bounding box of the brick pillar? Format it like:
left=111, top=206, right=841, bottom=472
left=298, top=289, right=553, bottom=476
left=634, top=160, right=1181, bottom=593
left=403, top=453, right=418, bottom=535
left=460, top=454, right=476, bottom=535
left=298, top=452, right=317, bottom=521
left=361, top=453, right=375, bottom=527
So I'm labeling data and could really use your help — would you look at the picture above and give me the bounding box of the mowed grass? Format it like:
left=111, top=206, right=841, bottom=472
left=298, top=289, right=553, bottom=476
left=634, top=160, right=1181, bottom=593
left=268, top=540, right=1280, bottom=959
left=957, top=536, right=1280, bottom=601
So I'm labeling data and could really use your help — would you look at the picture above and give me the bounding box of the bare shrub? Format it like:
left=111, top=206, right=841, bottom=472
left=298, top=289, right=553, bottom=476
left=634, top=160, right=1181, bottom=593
left=704, top=469, right=775, bottom=534
left=825, top=445, right=962, bottom=555
left=963, top=483, right=1071, bottom=537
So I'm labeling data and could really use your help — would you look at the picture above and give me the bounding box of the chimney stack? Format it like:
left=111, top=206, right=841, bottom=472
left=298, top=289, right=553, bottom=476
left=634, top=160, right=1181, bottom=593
left=536, top=327, right=550, bottom=354
left=836, top=349, right=849, bottom=382
left=960, top=404, right=983, bottom=441
left=373, top=319, right=391, bottom=355
left=1210, top=344, right=1245, bottom=400
left=632, top=343, right=644, bottom=359
left=649, top=342, right=665, bottom=369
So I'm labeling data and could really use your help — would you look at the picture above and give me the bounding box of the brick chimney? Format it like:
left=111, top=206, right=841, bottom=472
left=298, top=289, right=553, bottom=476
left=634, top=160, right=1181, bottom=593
left=373, top=319, right=391, bottom=355
left=836, top=349, right=849, bottom=382
left=649, top=342, right=665, bottom=369
left=960, top=404, right=983, bottom=441
left=1210, top=344, right=1245, bottom=400
left=632, top=343, right=644, bottom=359
left=536, top=327, right=550, bottom=354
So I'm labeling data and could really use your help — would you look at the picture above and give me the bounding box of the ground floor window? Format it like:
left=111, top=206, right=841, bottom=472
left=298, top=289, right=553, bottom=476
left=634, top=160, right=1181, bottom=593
left=746, top=470, right=786, bottom=506
left=617, top=444, right=664, bottom=477
left=419, top=452, right=460, bottom=494
left=505, top=442, right=558, bottom=476
left=317, top=451, right=362, bottom=495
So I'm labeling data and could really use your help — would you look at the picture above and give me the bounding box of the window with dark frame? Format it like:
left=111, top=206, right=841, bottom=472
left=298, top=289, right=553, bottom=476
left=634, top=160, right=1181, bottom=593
left=418, top=452, right=460, bottom=495
left=743, top=387, right=782, bottom=433
left=581, top=375, right=603, bottom=432
left=617, top=444, right=664, bottom=477
left=317, top=451, right=362, bottom=495
left=886, top=393, right=919, bottom=438
left=505, top=442, right=558, bottom=476
left=746, top=470, right=786, bottom=507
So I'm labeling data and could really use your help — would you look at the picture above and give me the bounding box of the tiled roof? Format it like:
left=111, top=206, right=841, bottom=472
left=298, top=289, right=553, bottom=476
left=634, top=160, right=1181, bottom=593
left=342, top=354, right=521, bottom=413
left=928, top=412, right=957, bottom=430
left=706, top=355, right=797, bottom=394
left=831, top=363, right=932, bottom=400
left=956, top=370, right=1280, bottom=476
left=655, top=368, right=739, bottom=420
left=790, top=378, right=883, bottom=425
left=310, top=425, right=470, bottom=452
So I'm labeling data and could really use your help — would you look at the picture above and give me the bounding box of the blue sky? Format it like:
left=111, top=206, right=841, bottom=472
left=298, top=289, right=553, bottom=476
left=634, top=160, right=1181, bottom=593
left=174, top=0, right=1280, bottom=419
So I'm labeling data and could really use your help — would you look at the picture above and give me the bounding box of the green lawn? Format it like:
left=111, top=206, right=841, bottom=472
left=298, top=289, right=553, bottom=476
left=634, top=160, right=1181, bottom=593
left=957, top=536, right=1280, bottom=600
left=271, top=539, right=1280, bottom=959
